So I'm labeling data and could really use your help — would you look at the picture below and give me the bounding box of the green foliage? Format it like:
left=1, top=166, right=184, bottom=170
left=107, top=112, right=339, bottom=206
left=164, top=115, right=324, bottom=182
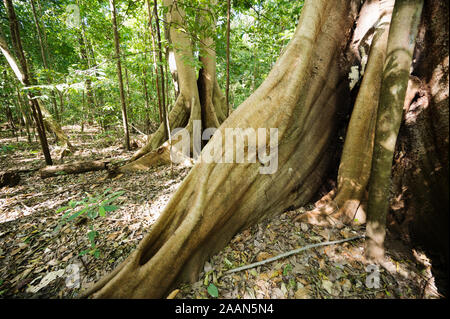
left=55, top=188, right=125, bottom=258
left=0, top=145, right=15, bottom=154
left=1, top=0, right=304, bottom=134
left=283, top=263, right=292, bottom=276
left=207, top=283, right=219, bottom=298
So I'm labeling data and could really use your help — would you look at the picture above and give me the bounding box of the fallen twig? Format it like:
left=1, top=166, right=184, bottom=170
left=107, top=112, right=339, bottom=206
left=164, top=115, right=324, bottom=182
left=225, top=235, right=365, bottom=274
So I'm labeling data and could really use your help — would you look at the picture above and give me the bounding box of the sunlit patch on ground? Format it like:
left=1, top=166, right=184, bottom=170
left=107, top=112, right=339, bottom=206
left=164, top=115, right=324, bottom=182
left=0, top=125, right=189, bottom=298
left=0, top=125, right=442, bottom=299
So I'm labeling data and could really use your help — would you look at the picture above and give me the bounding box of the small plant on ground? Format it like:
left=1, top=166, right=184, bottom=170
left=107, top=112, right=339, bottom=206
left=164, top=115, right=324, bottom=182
left=54, top=188, right=125, bottom=258
left=0, top=145, right=15, bottom=154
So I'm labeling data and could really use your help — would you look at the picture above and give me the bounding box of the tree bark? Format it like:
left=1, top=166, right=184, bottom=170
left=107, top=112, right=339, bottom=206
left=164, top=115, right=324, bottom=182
left=297, top=0, right=395, bottom=227
left=39, top=160, right=110, bottom=179
left=82, top=0, right=360, bottom=298
left=365, top=0, right=423, bottom=261
left=142, top=65, right=152, bottom=134
left=15, top=86, right=32, bottom=142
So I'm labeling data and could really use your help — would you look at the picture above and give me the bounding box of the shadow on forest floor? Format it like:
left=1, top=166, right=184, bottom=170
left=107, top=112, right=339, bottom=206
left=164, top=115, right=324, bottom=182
left=0, top=125, right=443, bottom=299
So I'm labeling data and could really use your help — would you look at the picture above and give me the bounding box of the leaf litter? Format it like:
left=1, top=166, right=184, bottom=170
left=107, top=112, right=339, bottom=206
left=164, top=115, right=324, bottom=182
left=0, top=125, right=442, bottom=299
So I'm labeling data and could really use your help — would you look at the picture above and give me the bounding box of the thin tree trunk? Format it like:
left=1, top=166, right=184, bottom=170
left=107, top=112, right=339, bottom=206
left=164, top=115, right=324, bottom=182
left=226, top=0, right=231, bottom=116
left=142, top=65, right=151, bottom=134
left=1, top=0, right=52, bottom=165
left=153, top=0, right=168, bottom=140
left=124, top=65, right=131, bottom=119
left=365, top=0, right=424, bottom=261
left=16, top=87, right=32, bottom=142
left=110, top=0, right=130, bottom=151
left=30, top=0, right=60, bottom=122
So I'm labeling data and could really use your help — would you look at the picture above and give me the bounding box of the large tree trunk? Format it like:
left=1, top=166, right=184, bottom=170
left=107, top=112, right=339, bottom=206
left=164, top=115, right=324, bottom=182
left=297, top=0, right=395, bottom=227
left=83, top=0, right=360, bottom=298
left=83, top=0, right=448, bottom=299
left=388, top=0, right=449, bottom=294
left=129, top=0, right=227, bottom=162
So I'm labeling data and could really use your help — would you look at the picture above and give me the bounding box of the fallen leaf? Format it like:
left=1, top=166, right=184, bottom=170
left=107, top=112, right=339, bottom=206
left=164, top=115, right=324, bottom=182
left=294, top=286, right=311, bottom=299
left=256, top=252, right=272, bottom=262
left=26, top=269, right=65, bottom=294
left=166, top=289, right=180, bottom=299
left=300, top=223, right=309, bottom=232
left=322, top=280, right=333, bottom=294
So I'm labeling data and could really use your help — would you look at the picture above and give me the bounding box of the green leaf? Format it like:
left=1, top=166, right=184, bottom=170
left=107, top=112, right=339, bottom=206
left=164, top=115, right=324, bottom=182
left=92, top=249, right=100, bottom=258
left=67, top=208, right=88, bottom=221
left=103, top=205, right=118, bottom=212
left=283, top=264, right=292, bottom=276
left=207, top=283, right=219, bottom=298
left=99, top=206, right=106, bottom=217
left=87, top=209, right=98, bottom=219
left=88, top=230, right=98, bottom=244
left=79, top=250, right=89, bottom=256
left=60, top=208, right=73, bottom=221
left=224, top=258, right=233, bottom=268
left=101, top=191, right=125, bottom=206
left=55, top=206, right=69, bottom=214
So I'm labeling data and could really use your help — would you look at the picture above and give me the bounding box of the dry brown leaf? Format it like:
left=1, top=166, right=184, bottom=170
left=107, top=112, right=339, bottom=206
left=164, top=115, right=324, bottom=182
left=295, top=286, right=311, bottom=299
left=166, top=289, right=180, bottom=299
left=256, top=252, right=272, bottom=262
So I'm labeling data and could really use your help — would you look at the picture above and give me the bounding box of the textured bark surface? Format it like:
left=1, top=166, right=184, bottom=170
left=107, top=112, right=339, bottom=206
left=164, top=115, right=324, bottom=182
left=38, top=100, right=74, bottom=151
left=389, top=0, right=449, bottom=294
left=82, top=0, right=360, bottom=298
left=0, top=171, right=20, bottom=188
left=365, top=0, right=424, bottom=261
left=297, top=0, right=394, bottom=228
left=39, top=160, right=109, bottom=179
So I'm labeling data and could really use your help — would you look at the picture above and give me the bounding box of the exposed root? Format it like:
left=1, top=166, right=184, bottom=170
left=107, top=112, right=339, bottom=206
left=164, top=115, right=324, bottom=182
left=111, top=142, right=193, bottom=177
left=294, top=189, right=364, bottom=228
left=296, top=1, right=394, bottom=230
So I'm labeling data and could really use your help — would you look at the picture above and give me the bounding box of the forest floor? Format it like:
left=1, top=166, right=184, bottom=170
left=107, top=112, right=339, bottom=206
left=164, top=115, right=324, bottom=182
left=0, top=125, right=443, bottom=299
